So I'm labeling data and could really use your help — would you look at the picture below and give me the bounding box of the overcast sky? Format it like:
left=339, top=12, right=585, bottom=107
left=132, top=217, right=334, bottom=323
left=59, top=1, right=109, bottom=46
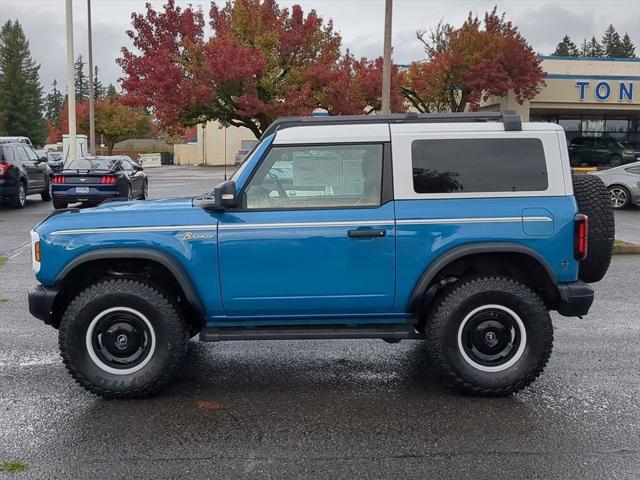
left=1, top=0, right=639, bottom=94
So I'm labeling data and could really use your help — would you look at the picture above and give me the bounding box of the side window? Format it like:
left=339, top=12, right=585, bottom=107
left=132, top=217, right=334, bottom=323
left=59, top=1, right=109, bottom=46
left=15, top=146, right=29, bottom=163
left=244, top=144, right=383, bottom=209
left=411, top=138, right=548, bottom=194
left=0, top=146, right=15, bottom=163
left=24, top=146, right=39, bottom=161
left=571, top=138, right=584, bottom=146
left=121, top=160, right=133, bottom=171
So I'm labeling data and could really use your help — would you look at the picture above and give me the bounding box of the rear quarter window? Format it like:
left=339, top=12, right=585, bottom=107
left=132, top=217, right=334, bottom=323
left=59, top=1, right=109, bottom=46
left=411, top=138, right=548, bottom=194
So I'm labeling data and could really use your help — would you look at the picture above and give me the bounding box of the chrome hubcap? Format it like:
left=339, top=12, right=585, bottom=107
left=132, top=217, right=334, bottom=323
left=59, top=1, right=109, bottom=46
left=609, top=188, right=627, bottom=208
left=19, top=185, right=26, bottom=204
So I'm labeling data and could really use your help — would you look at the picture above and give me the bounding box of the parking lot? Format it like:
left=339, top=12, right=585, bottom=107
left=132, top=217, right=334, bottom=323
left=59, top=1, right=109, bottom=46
left=1, top=166, right=639, bottom=479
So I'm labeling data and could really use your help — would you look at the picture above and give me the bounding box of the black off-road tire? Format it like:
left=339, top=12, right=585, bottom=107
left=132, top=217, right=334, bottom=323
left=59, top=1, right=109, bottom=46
left=425, top=276, right=553, bottom=397
left=41, top=177, right=52, bottom=201
left=572, top=174, right=614, bottom=283
left=59, top=278, right=188, bottom=399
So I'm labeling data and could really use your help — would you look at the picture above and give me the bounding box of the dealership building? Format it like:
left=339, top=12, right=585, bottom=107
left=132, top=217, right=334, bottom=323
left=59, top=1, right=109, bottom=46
left=482, top=56, right=640, bottom=145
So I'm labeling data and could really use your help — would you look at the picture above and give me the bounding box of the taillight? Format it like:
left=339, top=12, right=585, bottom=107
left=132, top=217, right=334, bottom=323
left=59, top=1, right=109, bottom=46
left=101, top=176, right=116, bottom=184
left=52, top=176, right=65, bottom=184
left=574, top=214, right=588, bottom=260
left=0, top=162, right=11, bottom=177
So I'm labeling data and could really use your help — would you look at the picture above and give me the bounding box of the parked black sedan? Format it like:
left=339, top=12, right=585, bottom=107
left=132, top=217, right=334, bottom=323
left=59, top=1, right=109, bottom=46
left=51, top=155, right=148, bottom=209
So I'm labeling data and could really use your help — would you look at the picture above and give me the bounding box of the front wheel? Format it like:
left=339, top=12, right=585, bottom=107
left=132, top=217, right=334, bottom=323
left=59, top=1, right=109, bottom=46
left=59, top=279, right=188, bottom=399
left=425, top=276, right=553, bottom=396
left=608, top=185, right=631, bottom=209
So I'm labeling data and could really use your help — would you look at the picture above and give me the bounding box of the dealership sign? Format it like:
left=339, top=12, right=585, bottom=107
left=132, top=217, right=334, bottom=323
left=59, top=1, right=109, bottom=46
left=576, top=81, right=634, bottom=102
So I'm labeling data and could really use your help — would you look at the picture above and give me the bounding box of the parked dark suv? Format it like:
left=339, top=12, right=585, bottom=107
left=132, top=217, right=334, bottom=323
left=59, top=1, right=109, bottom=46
left=568, top=136, right=636, bottom=167
left=0, top=142, right=52, bottom=208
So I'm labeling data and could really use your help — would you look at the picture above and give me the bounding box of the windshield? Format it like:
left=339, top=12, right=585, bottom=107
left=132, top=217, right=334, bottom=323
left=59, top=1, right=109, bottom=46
left=67, top=157, right=117, bottom=170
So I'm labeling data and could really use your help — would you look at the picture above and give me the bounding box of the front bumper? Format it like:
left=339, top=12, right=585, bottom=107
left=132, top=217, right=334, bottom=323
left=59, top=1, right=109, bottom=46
left=556, top=281, right=594, bottom=317
left=28, top=284, right=59, bottom=327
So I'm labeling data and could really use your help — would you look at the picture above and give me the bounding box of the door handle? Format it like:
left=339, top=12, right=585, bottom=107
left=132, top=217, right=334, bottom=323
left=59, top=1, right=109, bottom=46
left=347, top=229, right=386, bottom=238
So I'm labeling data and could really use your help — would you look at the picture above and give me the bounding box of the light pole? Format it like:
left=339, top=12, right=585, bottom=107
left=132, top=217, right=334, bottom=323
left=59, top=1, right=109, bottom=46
left=87, top=0, right=96, bottom=156
left=381, top=0, right=393, bottom=114
left=65, top=0, right=77, bottom=161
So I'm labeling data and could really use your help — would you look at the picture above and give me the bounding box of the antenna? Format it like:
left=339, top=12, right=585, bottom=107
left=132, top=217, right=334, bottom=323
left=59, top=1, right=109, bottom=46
left=224, top=125, right=227, bottom=181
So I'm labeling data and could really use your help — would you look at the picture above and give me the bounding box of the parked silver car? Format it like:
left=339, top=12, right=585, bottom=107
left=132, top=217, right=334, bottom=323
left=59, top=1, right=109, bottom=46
left=591, top=162, right=640, bottom=209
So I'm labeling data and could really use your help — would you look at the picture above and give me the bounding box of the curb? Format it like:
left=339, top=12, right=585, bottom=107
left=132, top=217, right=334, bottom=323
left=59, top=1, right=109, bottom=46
left=613, top=241, right=640, bottom=255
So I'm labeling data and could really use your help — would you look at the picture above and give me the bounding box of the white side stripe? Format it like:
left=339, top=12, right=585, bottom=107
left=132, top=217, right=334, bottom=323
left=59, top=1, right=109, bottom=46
left=50, top=217, right=551, bottom=235
left=396, top=216, right=551, bottom=225
left=219, top=220, right=391, bottom=230
left=50, top=225, right=219, bottom=235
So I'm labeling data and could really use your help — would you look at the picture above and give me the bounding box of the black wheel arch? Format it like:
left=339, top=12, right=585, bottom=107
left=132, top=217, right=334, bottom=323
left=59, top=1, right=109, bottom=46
left=52, top=248, right=205, bottom=329
left=408, top=242, right=559, bottom=314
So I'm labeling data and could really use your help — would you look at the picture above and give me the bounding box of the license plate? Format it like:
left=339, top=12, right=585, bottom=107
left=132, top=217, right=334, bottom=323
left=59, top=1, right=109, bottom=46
left=75, top=187, right=90, bottom=194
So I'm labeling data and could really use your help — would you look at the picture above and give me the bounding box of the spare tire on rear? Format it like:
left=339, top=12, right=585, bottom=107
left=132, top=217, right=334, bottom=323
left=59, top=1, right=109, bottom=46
left=572, top=174, right=614, bottom=283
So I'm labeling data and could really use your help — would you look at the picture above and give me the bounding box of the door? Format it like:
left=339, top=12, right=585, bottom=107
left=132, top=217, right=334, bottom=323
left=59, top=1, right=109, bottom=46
left=122, top=159, right=142, bottom=196
left=17, top=146, right=44, bottom=191
left=217, top=142, right=396, bottom=320
left=592, top=138, right=611, bottom=164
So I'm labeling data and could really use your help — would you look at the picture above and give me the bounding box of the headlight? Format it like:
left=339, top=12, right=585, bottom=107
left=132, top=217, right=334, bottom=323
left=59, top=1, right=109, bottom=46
left=623, top=149, right=633, bottom=156
left=30, top=230, right=41, bottom=273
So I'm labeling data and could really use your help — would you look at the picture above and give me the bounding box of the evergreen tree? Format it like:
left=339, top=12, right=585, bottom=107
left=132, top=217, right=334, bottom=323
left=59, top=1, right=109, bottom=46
left=93, top=65, right=105, bottom=99
left=74, top=55, right=89, bottom=102
left=619, top=33, right=636, bottom=58
left=587, top=36, right=604, bottom=57
left=44, top=79, right=64, bottom=121
left=0, top=20, right=46, bottom=145
left=106, top=83, right=117, bottom=99
left=579, top=38, right=588, bottom=56
left=553, top=35, right=579, bottom=56
left=602, top=24, right=624, bottom=57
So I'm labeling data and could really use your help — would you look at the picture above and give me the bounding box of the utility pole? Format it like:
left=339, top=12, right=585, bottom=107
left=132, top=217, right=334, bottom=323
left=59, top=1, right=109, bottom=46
left=65, top=0, right=77, bottom=161
left=381, top=0, right=393, bottom=114
left=87, top=0, right=96, bottom=156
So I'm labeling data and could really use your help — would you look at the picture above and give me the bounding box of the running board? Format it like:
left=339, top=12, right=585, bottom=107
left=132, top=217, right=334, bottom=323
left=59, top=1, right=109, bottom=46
left=200, top=325, right=425, bottom=342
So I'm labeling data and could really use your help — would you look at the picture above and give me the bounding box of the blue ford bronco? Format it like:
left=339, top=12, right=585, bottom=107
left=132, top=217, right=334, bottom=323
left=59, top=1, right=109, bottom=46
left=28, top=112, right=614, bottom=399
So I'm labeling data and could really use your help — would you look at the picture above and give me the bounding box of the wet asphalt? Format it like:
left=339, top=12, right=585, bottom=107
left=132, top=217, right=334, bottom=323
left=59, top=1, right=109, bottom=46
left=0, top=167, right=639, bottom=479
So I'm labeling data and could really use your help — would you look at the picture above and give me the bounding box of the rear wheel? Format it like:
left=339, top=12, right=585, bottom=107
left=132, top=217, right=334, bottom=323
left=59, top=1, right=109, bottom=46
left=609, top=154, right=623, bottom=167
left=59, top=278, right=188, bottom=399
left=52, top=198, right=68, bottom=209
left=608, top=185, right=631, bottom=210
left=11, top=181, right=27, bottom=208
left=425, top=276, right=553, bottom=396
left=41, top=177, right=52, bottom=201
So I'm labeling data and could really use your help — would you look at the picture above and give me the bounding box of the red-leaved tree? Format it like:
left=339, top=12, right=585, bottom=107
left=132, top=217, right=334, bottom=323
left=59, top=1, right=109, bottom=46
left=401, top=8, right=546, bottom=112
left=118, top=0, right=405, bottom=138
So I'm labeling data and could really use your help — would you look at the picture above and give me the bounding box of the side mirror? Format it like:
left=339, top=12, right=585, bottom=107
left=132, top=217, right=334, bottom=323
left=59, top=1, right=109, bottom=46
left=193, top=180, right=237, bottom=211
left=214, top=180, right=237, bottom=209
left=134, top=164, right=143, bottom=171
left=39, top=156, right=48, bottom=163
